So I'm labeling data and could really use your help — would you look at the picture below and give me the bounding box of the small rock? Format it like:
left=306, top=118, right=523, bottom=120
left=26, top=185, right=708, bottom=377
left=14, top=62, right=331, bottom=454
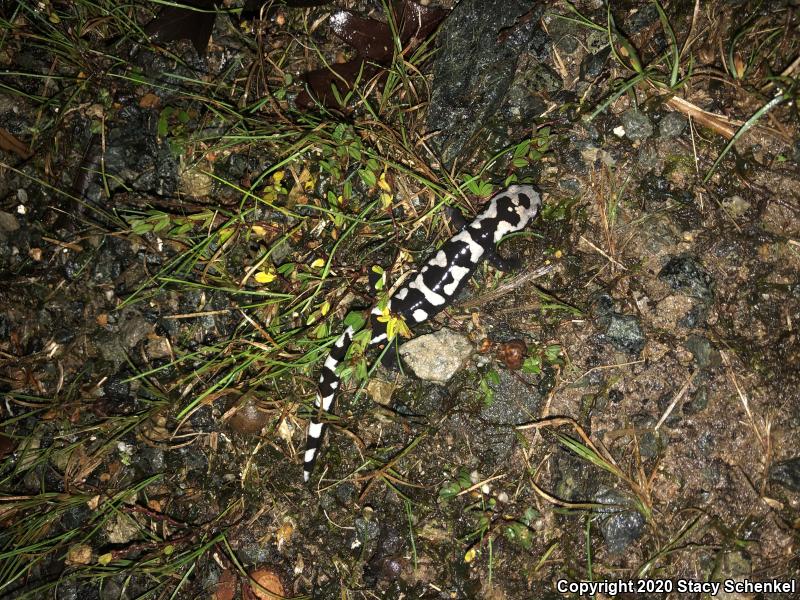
left=579, top=46, right=611, bottom=80
left=659, top=112, right=687, bottom=138
left=621, top=108, right=653, bottom=141
left=399, top=329, right=473, bottom=383
left=595, top=488, right=646, bottom=555
left=722, top=195, right=751, bottom=218
left=604, top=313, right=646, bottom=354
left=770, top=457, right=800, bottom=492
left=684, top=335, right=719, bottom=369
left=0, top=210, right=19, bottom=232
left=659, top=255, right=714, bottom=301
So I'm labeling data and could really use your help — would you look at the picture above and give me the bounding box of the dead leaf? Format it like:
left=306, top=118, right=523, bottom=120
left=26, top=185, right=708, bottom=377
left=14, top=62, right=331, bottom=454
left=139, top=93, right=161, bottom=109
left=297, top=0, right=447, bottom=109
left=0, top=128, right=32, bottom=159
left=145, top=0, right=217, bottom=56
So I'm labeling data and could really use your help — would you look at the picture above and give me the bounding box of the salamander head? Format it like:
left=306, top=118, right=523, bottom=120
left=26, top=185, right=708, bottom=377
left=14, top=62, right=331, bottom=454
left=489, top=184, right=542, bottom=243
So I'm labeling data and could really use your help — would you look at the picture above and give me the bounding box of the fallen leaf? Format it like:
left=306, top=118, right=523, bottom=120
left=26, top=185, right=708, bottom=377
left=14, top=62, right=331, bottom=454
left=296, top=0, right=447, bottom=109
left=0, top=128, right=32, bottom=159
left=145, top=0, right=217, bottom=55
left=139, top=93, right=161, bottom=109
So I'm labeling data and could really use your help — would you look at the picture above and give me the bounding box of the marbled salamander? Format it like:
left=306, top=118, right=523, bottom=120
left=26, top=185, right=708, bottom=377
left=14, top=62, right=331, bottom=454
left=303, top=184, right=542, bottom=481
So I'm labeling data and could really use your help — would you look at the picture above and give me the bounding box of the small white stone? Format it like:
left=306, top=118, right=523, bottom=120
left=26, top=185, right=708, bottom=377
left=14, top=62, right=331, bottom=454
left=613, top=125, right=626, bottom=137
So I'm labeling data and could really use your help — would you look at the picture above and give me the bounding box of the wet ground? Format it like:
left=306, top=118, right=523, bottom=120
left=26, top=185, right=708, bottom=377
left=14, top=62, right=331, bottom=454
left=1, top=1, right=799, bottom=599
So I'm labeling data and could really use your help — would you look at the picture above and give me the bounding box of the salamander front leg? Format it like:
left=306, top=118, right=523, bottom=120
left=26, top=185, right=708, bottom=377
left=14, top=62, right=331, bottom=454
left=484, top=248, right=522, bottom=273
left=444, top=205, right=469, bottom=231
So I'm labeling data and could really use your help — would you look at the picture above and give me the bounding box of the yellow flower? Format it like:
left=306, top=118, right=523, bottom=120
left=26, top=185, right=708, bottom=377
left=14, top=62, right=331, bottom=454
left=376, top=306, right=411, bottom=340
left=255, top=270, right=277, bottom=284
left=272, top=170, right=285, bottom=185
left=310, top=258, right=326, bottom=269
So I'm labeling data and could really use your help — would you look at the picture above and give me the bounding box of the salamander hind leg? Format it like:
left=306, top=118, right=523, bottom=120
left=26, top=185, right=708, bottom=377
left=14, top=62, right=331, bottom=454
left=484, top=248, right=522, bottom=273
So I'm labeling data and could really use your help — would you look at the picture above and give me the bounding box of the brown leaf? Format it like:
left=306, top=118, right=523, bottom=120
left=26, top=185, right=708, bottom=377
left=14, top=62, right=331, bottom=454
left=330, top=11, right=393, bottom=62
left=138, top=93, right=161, bottom=109
left=396, top=0, right=448, bottom=45
left=0, top=128, right=33, bottom=159
left=145, top=0, right=217, bottom=56
left=296, top=0, right=448, bottom=110
left=296, top=60, right=382, bottom=109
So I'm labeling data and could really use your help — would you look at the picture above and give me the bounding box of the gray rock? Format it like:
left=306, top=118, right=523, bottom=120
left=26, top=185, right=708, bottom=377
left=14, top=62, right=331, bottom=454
left=580, top=46, right=611, bottom=80
left=682, top=385, right=708, bottom=415
left=399, top=329, right=473, bottom=383
left=770, top=457, right=800, bottom=491
left=659, top=111, right=687, bottom=138
left=604, top=313, right=646, bottom=354
left=0, top=210, right=19, bottom=232
left=621, top=108, right=653, bottom=141
left=684, top=335, right=719, bottom=369
left=427, top=0, right=547, bottom=166
left=659, top=255, right=714, bottom=301
left=595, top=488, right=646, bottom=555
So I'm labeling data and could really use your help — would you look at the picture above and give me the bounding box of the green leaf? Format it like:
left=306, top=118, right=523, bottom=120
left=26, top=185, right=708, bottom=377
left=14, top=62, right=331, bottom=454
left=344, top=311, right=367, bottom=331
left=359, top=169, right=377, bottom=187
left=512, top=157, right=529, bottom=168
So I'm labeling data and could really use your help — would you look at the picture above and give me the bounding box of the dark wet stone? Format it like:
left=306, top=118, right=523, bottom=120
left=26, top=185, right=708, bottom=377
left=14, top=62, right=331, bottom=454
left=603, top=313, right=646, bottom=354
left=660, top=112, right=688, bottom=138
left=621, top=108, right=653, bottom=141
left=659, top=255, right=714, bottom=301
left=682, top=385, right=708, bottom=415
left=558, top=176, right=581, bottom=194
left=102, top=376, right=131, bottom=403
left=428, top=0, right=547, bottom=166
left=621, top=4, right=659, bottom=33
left=354, top=509, right=381, bottom=556
left=595, top=488, right=646, bottom=555
left=770, top=457, right=800, bottom=492
left=579, top=46, right=611, bottom=80
left=632, top=414, right=665, bottom=458
left=637, top=143, right=660, bottom=172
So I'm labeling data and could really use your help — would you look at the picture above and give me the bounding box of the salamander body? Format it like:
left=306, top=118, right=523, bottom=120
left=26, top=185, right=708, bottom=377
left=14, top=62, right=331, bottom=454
left=303, top=184, right=541, bottom=481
